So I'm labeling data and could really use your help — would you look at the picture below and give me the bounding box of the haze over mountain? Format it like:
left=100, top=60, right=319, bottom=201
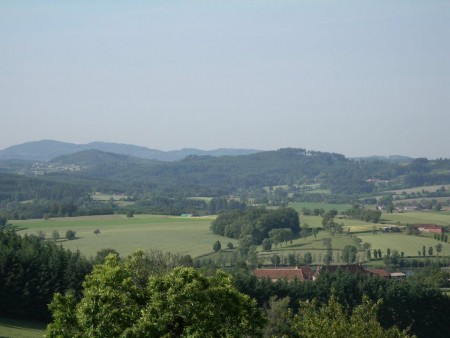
left=0, top=140, right=262, bottom=162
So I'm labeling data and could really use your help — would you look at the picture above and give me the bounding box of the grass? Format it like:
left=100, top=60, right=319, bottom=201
left=289, top=202, right=352, bottom=213
left=381, top=211, right=450, bottom=225
left=356, top=232, right=450, bottom=256
left=257, top=229, right=367, bottom=264
left=0, top=317, right=45, bottom=338
left=13, top=214, right=237, bottom=259
left=387, top=184, right=450, bottom=195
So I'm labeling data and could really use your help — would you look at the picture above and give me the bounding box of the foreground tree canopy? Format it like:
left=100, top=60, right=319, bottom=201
left=292, top=293, right=411, bottom=338
left=46, top=252, right=264, bottom=337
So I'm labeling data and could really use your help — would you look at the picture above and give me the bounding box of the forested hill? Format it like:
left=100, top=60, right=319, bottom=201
left=45, top=148, right=382, bottom=196
left=0, top=140, right=261, bottom=162
left=3, top=147, right=450, bottom=203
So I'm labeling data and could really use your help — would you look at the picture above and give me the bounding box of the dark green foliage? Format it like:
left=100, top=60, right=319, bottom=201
left=213, top=240, right=221, bottom=252
left=46, top=254, right=263, bottom=337
left=344, top=205, right=382, bottom=223
left=65, top=229, right=76, bottom=240
left=262, top=238, right=272, bottom=251
left=211, top=207, right=300, bottom=245
left=232, top=269, right=450, bottom=338
left=0, top=229, right=92, bottom=320
left=341, top=245, right=358, bottom=264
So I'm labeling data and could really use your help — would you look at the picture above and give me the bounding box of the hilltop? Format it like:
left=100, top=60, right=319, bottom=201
left=0, top=140, right=261, bottom=162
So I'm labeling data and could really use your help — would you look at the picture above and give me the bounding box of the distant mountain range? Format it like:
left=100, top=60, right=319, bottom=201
left=0, top=140, right=262, bottom=162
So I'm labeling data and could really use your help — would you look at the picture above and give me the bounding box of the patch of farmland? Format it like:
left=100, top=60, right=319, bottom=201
left=381, top=211, right=450, bottom=225
left=356, top=233, right=450, bottom=256
left=13, top=215, right=233, bottom=258
left=289, top=202, right=352, bottom=213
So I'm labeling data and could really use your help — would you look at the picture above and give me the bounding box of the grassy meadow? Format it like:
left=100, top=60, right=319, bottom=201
left=13, top=214, right=237, bottom=259
left=289, top=201, right=352, bottom=213
left=0, top=317, right=45, bottom=338
left=11, top=209, right=450, bottom=266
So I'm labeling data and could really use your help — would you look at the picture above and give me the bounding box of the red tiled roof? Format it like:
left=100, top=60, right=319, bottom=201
left=367, top=268, right=390, bottom=278
left=254, top=266, right=313, bottom=281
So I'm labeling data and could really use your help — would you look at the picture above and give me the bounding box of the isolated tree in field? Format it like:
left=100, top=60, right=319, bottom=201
left=435, top=243, right=442, bottom=256
left=126, top=210, right=134, bottom=218
left=65, top=230, right=76, bottom=240
left=422, top=245, right=426, bottom=257
left=213, top=240, right=221, bottom=252
left=227, top=242, right=234, bottom=249
left=341, top=245, right=358, bottom=264
left=428, top=246, right=433, bottom=256
left=94, top=229, right=100, bottom=236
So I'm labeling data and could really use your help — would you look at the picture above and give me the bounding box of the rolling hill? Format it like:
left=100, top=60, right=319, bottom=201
left=0, top=140, right=261, bottom=162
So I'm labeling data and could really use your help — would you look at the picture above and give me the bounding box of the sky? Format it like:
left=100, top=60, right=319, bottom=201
left=1, top=0, right=449, bottom=158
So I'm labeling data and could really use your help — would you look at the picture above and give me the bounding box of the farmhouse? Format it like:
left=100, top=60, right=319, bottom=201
left=254, top=266, right=314, bottom=281
left=367, top=268, right=390, bottom=279
left=413, top=224, right=443, bottom=234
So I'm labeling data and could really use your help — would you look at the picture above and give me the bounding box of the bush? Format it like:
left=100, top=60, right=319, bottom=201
left=66, top=230, right=76, bottom=240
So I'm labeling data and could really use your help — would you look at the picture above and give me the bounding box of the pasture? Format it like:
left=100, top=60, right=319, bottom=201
left=357, top=233, right=450, bottom=257
left=0, top=317, right=45, bottom=338
left=13, top=214, right=236, bottom=259
left=387, top=184, right=450, bottom=195
left=289, top=202, right=352, bottom=213
left=381, top=210, right=450, bottom=225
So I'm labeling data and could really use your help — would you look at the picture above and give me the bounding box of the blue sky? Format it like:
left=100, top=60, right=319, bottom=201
left=1, top=1, right=449, bottom=158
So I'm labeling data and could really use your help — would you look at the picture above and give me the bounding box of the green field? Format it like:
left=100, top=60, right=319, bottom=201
left=357, top=233, right=450, bottom=257
left=0, top=317, right=45, bottom=338
left=289, top=202, right=352, bottom=213
left=381, top=211, right=450, bottom=225
left=387, top=184, right=450, bottom=195
left=11, top=209, right=450, bottom=266
left=13, top=215, right=237, bottom=259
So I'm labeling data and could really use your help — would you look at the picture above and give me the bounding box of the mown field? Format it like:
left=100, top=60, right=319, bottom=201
left=13, top=214, right=236, bottom=259
left=0, top=317, right=45, bottom=338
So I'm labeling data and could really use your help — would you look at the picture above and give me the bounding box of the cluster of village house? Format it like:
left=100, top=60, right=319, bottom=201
left=254, top=264, right=406, bottom=282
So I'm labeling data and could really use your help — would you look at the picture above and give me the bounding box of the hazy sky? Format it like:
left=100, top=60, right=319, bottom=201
left=1, top=1, right=449, bottom=158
